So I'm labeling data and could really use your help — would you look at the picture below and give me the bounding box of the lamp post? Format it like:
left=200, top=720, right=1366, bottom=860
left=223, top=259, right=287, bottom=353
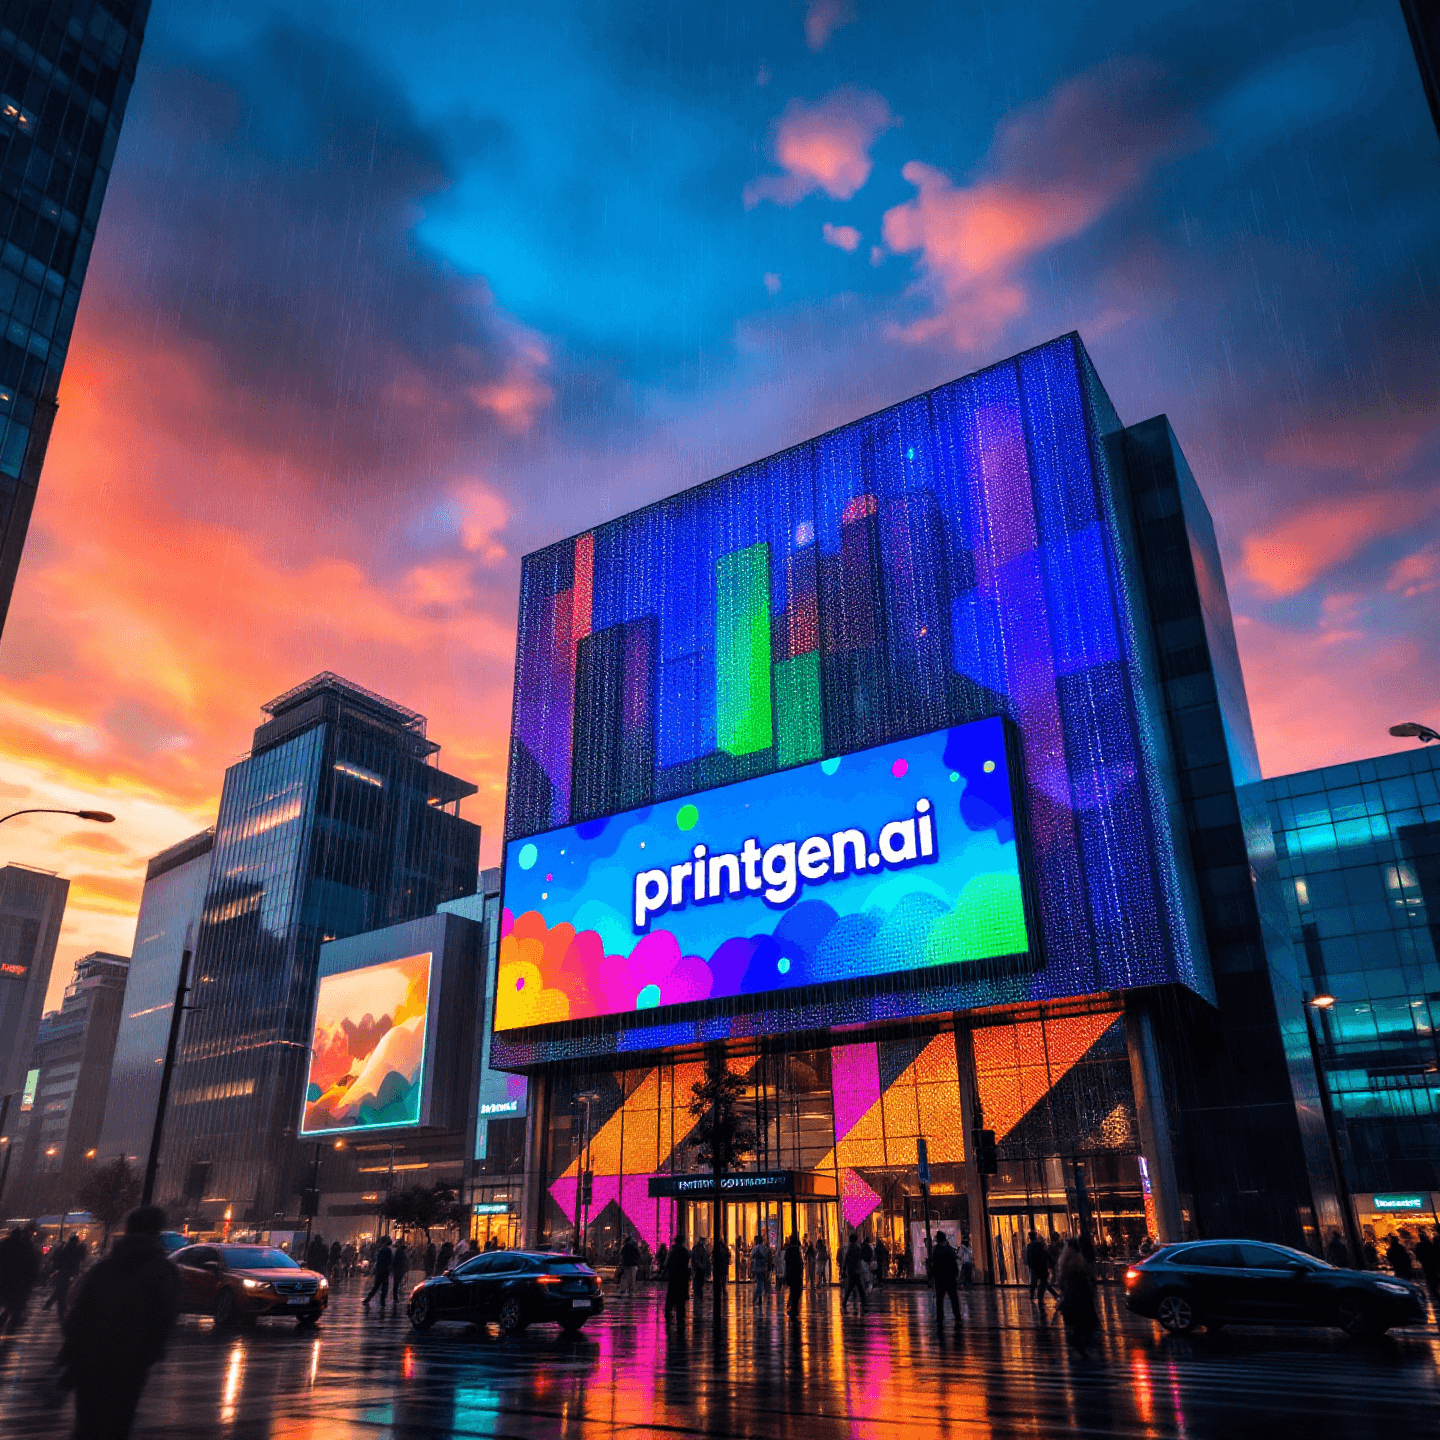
left=1389, top=721, right=1440, bottom=744
left=141, top=929, right=194, bottom=1207
left=0, top=808, right=116, bottom=826
left=573, top=1091, right=599, bottom=1256
left=1302, top=994, right=1364, bottom=1268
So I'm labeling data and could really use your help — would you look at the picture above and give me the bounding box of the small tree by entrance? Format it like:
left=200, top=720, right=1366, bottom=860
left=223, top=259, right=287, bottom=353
left=688, top=1045, right=756, bottom=1331
left=77, top=1157, right=140, bottom=1247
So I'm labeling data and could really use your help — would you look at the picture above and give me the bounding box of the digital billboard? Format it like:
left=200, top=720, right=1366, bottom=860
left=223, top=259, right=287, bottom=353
left=496, top=717, right=1029, bottom=1032
left=301, top=951, right=432, bottom=1134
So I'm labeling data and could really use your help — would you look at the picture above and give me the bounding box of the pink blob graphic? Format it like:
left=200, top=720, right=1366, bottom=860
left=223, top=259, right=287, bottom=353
left=501, top=907, right=515, bottom=938
left=545, top=873, right=553, bottom=881
left=891, top=757, right=908, bottom=778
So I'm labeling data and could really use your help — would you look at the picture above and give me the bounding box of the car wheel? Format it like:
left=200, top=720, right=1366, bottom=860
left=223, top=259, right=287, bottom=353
left=497, top=1297, right=527, bottom=1335
left=560, top=1319, right=586, bottom=1337
left=1337, top=1293, right=1383, bottom=1338
left=296, top=1315, right=319, bottom=1330
left=410, top=1292, right=436, bottom=1332
left=213, top=1288, right=238, bottom=1327
left=1157, top=1292, right=1198, bottom=1335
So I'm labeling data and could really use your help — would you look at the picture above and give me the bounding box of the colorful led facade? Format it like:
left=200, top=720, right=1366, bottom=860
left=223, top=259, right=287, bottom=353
left=500, top=333, right=1209, bottom=1068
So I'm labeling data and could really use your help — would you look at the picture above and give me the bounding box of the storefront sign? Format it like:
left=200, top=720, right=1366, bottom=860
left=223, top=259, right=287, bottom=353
left=1372, top=1193, right=1426, bottom=1212
left=497, top=717, right=1030, bottom=1031
left=472, top=1201, right=513, bottom=1215
left=647, top=1170, right=839, bottom=1200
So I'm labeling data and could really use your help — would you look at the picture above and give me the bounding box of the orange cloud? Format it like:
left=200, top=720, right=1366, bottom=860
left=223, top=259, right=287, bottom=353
left=744, top=89, right=895, bottom=208
left=1235, top=612, right=1437, bottom=779
left=470, top=328, right=554, bottom=433
left=805, top=0, right=856, bottom=50
left=1239, top=489, right=1438, bottom=597
left=882, top=63, right=1195, bottom=350
left=822, top=222, right=861, bottom=252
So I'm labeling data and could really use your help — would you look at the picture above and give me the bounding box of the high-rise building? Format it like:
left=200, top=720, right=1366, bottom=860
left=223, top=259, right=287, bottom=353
left=1244, top=743, right=1440, bottom=1250
left=496, top=333, right=1323, bottom=1268
left=96, top=828, right=214, bottom=1166
left=156, top=674, right=480, bottom=1227
left=1401, top=0, right=1440, bottom=141
left=0, top=3, right=150, bottom=632
left=7, top=949, right=128, bottom=1216
left=0, top=862, right=68, bottom=1107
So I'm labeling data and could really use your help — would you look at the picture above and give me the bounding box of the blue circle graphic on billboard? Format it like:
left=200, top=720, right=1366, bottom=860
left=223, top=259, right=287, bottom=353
left=495, top=717, right=1028, bottom=1031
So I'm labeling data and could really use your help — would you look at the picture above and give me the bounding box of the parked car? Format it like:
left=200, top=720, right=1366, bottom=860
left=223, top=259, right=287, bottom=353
left=1124, top=1239, right=1428, bottom=1337
left=173, top=1243, right=328, bottom=1327
left=408, top=1250, right=603, bottom=1335
left=158, top=1231, right=190, bottom=1256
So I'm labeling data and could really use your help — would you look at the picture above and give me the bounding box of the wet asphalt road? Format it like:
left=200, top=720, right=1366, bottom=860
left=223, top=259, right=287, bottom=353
left=1, top=1277, right=1437, bottom=1439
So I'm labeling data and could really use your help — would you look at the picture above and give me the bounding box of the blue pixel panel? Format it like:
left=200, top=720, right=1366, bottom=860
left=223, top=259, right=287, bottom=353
left=499, top=334, right=1210, bottom=1067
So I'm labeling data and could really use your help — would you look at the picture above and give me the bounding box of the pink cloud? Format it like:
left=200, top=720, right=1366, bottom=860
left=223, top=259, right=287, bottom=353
left=744, top=89, right=895, bottom=208
left=469, top=329, right=553, bottom=433
left=822, top=221, right=862, bottom=252
left=1387, top=543, right=1440, bottom=598
left=763, top=271, right=782, bottom=295
left=1239, top=489, right=1439, bottom=598
left=805, top=0, right=856, bottom=51
left=881, top=63, right=1195, bottom=350
left=453, top=482, right=510, bottom=562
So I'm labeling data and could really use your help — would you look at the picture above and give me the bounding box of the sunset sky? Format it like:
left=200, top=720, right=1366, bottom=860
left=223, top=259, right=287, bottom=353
left=5, top=0, right=1438, bottom=1007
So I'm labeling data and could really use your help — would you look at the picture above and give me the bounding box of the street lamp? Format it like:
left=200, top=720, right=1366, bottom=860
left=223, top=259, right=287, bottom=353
left=1389, top=722, right=1440, bottom=744
left=0, top=808, right=116, bottom=825
left=573, top=1091, right=600, bottom=1256
left=1302, top=993, right=1363, bottom=1268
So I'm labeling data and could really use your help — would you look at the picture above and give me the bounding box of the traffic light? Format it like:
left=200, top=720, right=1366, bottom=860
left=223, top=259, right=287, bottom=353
left=972, top=1128, right=998, bottom=1176
left=581, top=1170, right=594, bottom=1207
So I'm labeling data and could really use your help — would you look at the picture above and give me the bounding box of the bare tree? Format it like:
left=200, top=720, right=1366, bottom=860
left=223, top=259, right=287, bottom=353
left=77, top=1157, right=141, bottom=1246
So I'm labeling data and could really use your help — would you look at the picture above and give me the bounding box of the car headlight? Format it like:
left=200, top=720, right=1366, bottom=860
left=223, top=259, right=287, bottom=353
left=1375, top=1280, right=1413, bottom=1295
left=318, top=1278, right=329, bottom=1291
left=241, top=1278, right=261, bottom=1290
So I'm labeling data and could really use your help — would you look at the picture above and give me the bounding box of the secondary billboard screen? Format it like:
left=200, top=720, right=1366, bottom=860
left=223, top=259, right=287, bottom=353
left=496, top=716, right=1029, bottom=1032
left=301, top=951, right=432, bottom=1134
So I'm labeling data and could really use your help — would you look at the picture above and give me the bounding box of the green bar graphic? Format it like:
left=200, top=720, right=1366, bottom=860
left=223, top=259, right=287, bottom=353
left=716, top=542, right=774, bottom=756
left=774, top=651, right=822, bottom=767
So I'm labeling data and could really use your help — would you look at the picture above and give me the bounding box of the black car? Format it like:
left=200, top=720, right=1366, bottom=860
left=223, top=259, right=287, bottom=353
left=1124, top=1239, right=1429, bottom=1337
left=408, top=1250, right=604, bottom=1335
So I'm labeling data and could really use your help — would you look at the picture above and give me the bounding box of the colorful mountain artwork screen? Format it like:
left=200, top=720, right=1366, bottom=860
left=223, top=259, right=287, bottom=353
left=496, top=717, right=1029, bottom=1031
left=301, top=952, right=432, bottom=1134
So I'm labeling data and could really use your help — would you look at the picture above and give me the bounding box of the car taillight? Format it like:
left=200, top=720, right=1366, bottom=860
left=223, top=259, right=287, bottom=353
left=1124, top=1268, right=1140, bottom=1288
left=536, top=1274, right=562, bottom=1285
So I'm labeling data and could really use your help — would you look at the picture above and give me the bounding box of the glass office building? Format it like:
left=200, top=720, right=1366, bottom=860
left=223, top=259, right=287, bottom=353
left=496, top=334, right=1322, bottom=1271
left=1245, top=745, right=1440, bottom=1245
left=0, top=2, right=149, bottom=632
left=96, top=828, right=214, bottom=1165
left=156, top=674, right=480, bottom=1227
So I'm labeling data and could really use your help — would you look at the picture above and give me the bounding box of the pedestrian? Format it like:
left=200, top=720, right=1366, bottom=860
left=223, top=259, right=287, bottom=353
left=363, top=1235, right=393, bottom=1306
left=1386, top=1233, right=1416, bottom=1281
left=0, top=1224, right=40, bottom=1334
left=783, top=1234, right=804, bottom=1317
left=305, top=1233, right=328, bottom=1275
left=841, top=1232, right=867, bottom=1315
left=484, top=1233, right=499, bottom=1252
left=1056, top=1238, right=1100, bottom=1357
left=436, top=1239, right=454, bottom=1275
left=390, top=1240, right=410, bottom=1304
left=958, top=1235, right=975, bottom=1288
left=47, top=1234, right=86, bottom=1317
left=804, top=1235, right=816, bottom=1289
left=664, top=1233, right=690, bottom=1318
left=56, top=1205, right=180, bottom=1440
left=691, top=1234, right=710, bottom=1305
left=617, top=1234, right=640, bottom=1295
left=1138, top=1235, right=1155, bottom=1258
left=655, top=1241, right=669, bottom=1283
left=874, top=1236, right=889, bottom=1286
left=1026, top=1230, right=1056, bottom=1304
left=714, top=1234, right=730, bottom=1289
left=750, top=1234, right=772, bottom=1308
left=816, top=1233, right=831, bottom=1286
left=1324, top=1230, right=1349, bottom=1268
left=1362, top=1231, right=1379, bottom=1270
left=1414, top=1229, right=1440, bottom=1307
left=329, top=1240, right=342, bottom=1278
left=931, top=1231, right=962, bottom=1328
left=860, top=1235, right=875, bottom=1293
left=424, top=1240, right=438, bottom=1278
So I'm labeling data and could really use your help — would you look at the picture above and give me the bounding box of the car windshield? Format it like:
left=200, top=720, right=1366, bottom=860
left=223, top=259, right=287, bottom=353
left=221, top=1247, right=298, bottom=1269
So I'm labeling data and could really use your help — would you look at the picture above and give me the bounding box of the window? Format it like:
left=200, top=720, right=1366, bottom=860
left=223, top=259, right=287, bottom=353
left=220, top=1247, right=297, bottom=1269
left=1173, top=1243, right=1243, bottom=1267
left=1239, top=1244, right=1308, bottom=1271
left=455, top=1254, right=495, bottom=1276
